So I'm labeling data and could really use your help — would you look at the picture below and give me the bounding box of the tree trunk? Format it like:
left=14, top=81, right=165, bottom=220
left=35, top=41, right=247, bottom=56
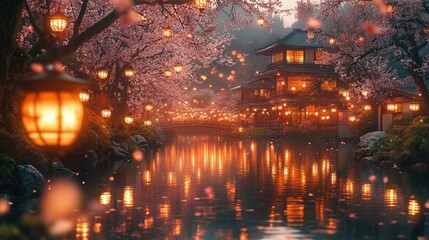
left=0, top=0, right=25, bottom=126
left=411, top=71, right=429, bottom=116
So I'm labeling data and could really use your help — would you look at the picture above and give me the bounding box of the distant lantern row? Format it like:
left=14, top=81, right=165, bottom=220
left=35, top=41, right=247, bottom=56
left=100, top=108, right=135, bottom=125
left=48, top=0, right=210, bottom=35
left=96, top=67, right=136, bottom=80
left=164, top=63, right=183, bottom=77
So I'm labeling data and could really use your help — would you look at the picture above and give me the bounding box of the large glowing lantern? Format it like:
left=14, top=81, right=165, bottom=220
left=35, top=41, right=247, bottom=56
left=409, top=103, right=420, bottom=112
left=49, top=12, right=68, bottom=33
left=97, top=69, right=109, bottom=80
left=195, top=0, right=208, bottom=11
left=162, top=26, right=173, bottom=39
left=101, top=108, right=112, bottom=119
left=124, top=116, right=134, bottom=124
left=18, top=64, right=87, bottom=150
left=307, top=32, right=315, bottom=39
left=329, top=38, right=336, bottom=45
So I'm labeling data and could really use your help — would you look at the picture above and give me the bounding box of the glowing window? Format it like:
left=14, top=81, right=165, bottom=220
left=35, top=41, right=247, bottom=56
left=286, top=50, right=304, bottom=64
left=288, top=76, right=312, bottom=91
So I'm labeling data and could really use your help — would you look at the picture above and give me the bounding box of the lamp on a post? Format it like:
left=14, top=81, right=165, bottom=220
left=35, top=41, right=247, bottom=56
left=49, top=12, right=68, bottom=33
left=18, top=63, right=88, bottom=155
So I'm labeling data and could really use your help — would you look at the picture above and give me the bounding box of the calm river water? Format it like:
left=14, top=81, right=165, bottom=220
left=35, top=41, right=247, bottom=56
left=76, top=134, right=429, bottom=240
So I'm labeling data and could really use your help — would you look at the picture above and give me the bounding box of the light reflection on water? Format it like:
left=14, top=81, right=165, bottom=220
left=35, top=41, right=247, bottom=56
left=77, top=135, right=428, bottom=239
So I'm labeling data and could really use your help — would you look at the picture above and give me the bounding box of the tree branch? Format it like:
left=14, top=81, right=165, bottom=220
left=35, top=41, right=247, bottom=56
left=24, top=0, right=43, bottom=36
left=33, top=10, right=122, bottom=63
left=73, top=0, right=89, bottom=36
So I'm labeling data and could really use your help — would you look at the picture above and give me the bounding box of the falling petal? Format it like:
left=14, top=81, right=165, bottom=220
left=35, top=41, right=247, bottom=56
left=41, top=180, right=81, bottom=236
left=362, top=21, right=382, bottom=35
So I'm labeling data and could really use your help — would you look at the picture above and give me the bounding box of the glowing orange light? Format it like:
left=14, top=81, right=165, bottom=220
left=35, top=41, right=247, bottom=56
left=79, top=90, right=90, bottom=103
left=408, top=197, right=420, bottom=216
left=123, top=186, right=134, bottom=208
left=164, top=70, right=172, bottom=77
left=409, top=103, right=420, bottom=112
left=386, top=103, right=399, bottom=112
left=19, top=65, right=86, bottom=149
left=124, top=67, right=136, bottom=78
left=101, top=108, right=112, bottom=119
left=195, top=0, right=208, bottom=11
left=364, top=105, right=372, bottom=111
left=173, top=63, right=183, bottom=73
left=162, top=26, right=173, bottom=39
left=257, top=17, right=265, bottom=26
left=97, top=69, right=108, bottom=80
left=49, top=12, right=68, bottom=33
left=99, top=191, right=111, bottom=205
left=124, top=116, right=134, bottom=124
left=385, top=4, right=394, bottom=13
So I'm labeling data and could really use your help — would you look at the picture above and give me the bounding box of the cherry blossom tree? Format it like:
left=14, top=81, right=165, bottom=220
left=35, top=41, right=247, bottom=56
left=297, top=0, right=429, bottom=114
left=0, top=0, right=284, bottom=125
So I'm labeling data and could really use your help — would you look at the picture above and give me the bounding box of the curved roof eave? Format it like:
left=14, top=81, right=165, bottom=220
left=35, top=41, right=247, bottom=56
left=255, top=41, right=284, bottom=55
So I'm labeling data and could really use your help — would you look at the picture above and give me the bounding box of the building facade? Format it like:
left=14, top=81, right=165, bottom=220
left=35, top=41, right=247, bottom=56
left=232, top=29, right=354, bottom=135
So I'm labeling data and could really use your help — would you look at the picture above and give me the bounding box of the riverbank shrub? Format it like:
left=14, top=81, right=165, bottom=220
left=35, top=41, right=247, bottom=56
left=129, top=120, right=164, bottom=146
left=0, top=128, right=45, bottom=168
left=78, top=120, right=112, bottom=153
left=376, top=115, right=429, bottom=166
left=0, top=154, right=17, bottom=181
left=348, top=109, right=377, bottom=135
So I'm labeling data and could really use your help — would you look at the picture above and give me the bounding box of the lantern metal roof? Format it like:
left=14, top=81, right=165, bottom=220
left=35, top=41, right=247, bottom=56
left=18, top=66, right=88, bottom=91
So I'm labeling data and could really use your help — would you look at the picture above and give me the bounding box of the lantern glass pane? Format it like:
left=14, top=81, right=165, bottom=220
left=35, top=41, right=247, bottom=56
left=21, top=91, right=83, bottom=147
left=50, top=19, right=67, bottom=33
left=36, top=92, right=60, bottom=132
left=22, top=93, right=37, bottom=132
